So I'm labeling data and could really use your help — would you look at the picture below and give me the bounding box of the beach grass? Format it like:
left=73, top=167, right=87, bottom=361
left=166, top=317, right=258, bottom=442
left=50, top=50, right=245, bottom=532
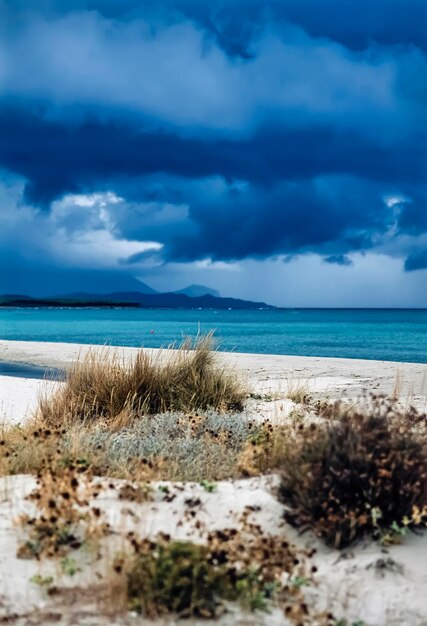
left=36, top=334, right=246, bottom=428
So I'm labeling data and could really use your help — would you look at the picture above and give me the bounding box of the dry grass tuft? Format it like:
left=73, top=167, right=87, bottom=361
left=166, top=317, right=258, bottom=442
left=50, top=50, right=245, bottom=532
left=279, top=399, right=427, bottom=548
left=37, top=335, right=246, bottom=427
left=286, top=379, right=311, bottom=405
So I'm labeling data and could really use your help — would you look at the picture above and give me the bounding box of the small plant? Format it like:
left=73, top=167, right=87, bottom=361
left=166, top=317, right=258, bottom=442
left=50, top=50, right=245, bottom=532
left=118, top=482, right=153, bottom=503
left=30, top=574, right=54, bottom=587
left=286, top=380, right=311, bottom=405
left=126, top=540, right=235, bottom=618
left=123, top=517, right=315, bottom=621
left=279, top=403, right=427, bottom=547
left=200, top=480, right=217, bottom=493
left=237, top=421, right=295, bottom=477
left=17, top=459, right=105, bottom=559
left=314, top=399, right=349, bottom=420
left=290, top=576, right=309, bottom=588
left=60, top=556, right=81, bottom=576
left=374, top=516, right=407, bottom=546
left=234, top=569, right=277, bottom=612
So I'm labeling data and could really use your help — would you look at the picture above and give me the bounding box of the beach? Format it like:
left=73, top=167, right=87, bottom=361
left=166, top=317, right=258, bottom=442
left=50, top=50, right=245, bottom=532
left=1, top=339, right=426, bottom=424
left=0, top=340, right=427, bottom=625
left=3, top=0, right=426, bottom=622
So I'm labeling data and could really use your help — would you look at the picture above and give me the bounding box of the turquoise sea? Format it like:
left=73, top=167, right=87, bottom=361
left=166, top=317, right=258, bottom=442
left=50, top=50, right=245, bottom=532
left=1, top=308, right=426, bottom=363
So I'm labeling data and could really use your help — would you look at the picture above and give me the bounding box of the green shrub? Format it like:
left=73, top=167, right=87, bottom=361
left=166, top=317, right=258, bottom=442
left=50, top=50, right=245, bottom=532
left=126, top=539, right=277, bottom=618
left=125, top=527, right=308, bottom=619
left=126, top=540, right=231, bottom=618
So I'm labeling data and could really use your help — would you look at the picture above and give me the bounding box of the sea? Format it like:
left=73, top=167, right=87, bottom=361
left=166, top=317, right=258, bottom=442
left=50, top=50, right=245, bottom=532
left=1, top=307, right=426, bottom=364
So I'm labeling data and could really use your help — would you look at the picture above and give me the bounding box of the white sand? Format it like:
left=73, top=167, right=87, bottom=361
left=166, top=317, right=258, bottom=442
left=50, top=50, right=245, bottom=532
left=0, top=375, right=58, bottom=426
left=0, top=340, right=426, bottom=425
left=1, top=474, right=427, bottom=625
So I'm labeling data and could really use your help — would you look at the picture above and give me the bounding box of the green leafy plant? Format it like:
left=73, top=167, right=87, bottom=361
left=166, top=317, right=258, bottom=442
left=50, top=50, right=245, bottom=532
left=200, top=480, right=217, bottom=493
left=290, top=576, right=309, bottom=588
left=124, top=524, right=311, bottom=620
left=30, top=574, right=54, bottom=587
left=60, top=556, right=81, bottom=576
left=126, top=540, right=237, bottom=618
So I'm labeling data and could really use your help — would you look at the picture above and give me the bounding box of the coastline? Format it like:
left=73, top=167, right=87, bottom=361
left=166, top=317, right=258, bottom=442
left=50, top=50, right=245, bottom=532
left=1, top=339, right=426, bottom=425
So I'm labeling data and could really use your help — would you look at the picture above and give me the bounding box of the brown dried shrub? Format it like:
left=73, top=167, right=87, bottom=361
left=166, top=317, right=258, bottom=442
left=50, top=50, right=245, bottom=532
left=279, top=404, right=427, bottom=548
left=17, top=459, right=106, bottom=560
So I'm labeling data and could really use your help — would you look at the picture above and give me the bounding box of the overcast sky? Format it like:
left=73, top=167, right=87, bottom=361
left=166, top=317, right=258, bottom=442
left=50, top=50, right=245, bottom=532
left=1, top=0, right=426, bottom=306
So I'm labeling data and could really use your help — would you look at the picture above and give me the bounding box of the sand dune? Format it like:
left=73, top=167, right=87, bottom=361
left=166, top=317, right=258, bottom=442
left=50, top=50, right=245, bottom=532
left=0, top=340, right=426, bottom=625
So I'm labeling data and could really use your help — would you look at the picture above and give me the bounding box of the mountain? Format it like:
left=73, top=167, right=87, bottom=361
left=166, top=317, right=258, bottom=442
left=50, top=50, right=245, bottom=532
left=174, top=284, right=220, bottom=298
left=1, top=291, right=275, bottom=310
left=1, top=267, right=274, bottom=308
left=0, top=295, right=139, bottom=308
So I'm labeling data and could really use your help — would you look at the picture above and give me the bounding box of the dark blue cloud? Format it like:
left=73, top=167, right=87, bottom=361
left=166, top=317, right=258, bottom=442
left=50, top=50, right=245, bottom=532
left=398, top=193, right=427, bottom=234
left=177, top=0, right=427, bottom=55
left=405, top=250, right=427, bottom=272
left=3, top=1, right=426, bottom=54
left=273, top=0, right=427, bottom=52
left=324, top=255, right=353, bottom=267
left=0, top=107, right=424, bottom=205
left=0, top=0, right=426, bottom=278
left=157, top=178, right=392, bottom=262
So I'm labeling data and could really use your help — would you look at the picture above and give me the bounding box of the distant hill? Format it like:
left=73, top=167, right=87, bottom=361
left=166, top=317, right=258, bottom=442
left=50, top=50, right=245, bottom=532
left=174, top=284, right=220, bottom=298
left=0, top=295, right=140, bottom=308
left=0, top=291, right=274, bottom=310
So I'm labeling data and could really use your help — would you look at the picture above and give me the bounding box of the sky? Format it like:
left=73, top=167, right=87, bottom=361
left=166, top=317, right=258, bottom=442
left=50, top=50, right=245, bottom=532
left=1, top=0, right=426, bottom=307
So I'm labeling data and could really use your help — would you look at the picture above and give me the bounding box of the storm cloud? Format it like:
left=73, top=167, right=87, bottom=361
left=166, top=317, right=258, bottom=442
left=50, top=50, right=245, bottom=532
left=0, top=0, right=426, bottom=303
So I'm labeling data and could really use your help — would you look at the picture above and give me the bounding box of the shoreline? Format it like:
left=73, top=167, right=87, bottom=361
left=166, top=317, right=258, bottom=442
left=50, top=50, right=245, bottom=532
left=1, top=337, right=427, bottom=367
left=0, top=339, right=426, bottom=425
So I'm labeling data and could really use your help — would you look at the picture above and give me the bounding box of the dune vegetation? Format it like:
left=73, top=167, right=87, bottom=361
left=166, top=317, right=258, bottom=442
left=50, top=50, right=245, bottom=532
left=1, top=338, right=427, bottom=624
left=37, top=334, right=246, bottom=427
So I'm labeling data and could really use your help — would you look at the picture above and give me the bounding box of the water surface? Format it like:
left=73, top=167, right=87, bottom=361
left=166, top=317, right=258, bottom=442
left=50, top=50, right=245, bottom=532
left=1, top=308, right=426, bottom=363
